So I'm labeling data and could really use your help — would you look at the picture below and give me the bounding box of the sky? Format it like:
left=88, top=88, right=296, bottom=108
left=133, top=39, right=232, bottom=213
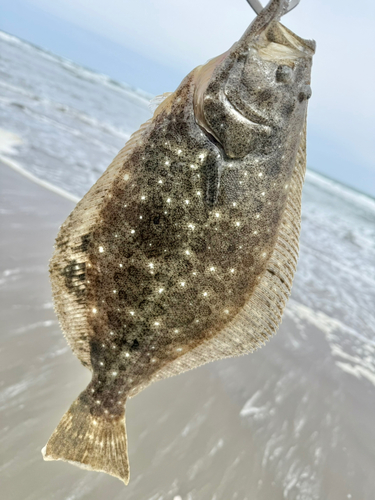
left=1, top=0, right=375, bottom=197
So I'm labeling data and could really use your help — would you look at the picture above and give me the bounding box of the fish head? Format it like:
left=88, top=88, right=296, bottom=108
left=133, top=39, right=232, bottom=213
left=194, top=0, right=316, bottom=159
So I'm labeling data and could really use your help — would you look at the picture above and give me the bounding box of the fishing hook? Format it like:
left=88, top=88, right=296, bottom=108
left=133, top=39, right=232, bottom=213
left=246, top=0, right=300, bottom=15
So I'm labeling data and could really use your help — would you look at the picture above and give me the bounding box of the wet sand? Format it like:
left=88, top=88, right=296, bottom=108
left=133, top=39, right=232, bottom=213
left=1, top=161, right=375, bottom=500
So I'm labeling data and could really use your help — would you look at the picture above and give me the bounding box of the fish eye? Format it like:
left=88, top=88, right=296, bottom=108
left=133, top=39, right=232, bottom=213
left=276, top=65, right=293, bottom=83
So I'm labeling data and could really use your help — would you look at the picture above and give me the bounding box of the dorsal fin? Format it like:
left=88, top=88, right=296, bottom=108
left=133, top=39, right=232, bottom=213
left=49, top=117, right=154, bottom=369
left=148, top=92, right=174, bottom=113
left=129, top=124, right=307, bottom=397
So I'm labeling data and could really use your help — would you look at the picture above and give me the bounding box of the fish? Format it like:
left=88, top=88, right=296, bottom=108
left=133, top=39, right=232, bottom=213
left=42, top=0, right=315, bottom=485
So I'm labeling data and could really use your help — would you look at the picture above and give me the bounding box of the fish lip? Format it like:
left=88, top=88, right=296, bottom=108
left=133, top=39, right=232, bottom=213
left=223, top=90, right=272, bottom=132
left=277, top=23, right=316, bottom=54
left=263, top=21, right=316, bottom=56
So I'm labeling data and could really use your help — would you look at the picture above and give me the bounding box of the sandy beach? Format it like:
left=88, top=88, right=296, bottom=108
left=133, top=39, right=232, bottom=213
left=1, top=159, right=375, bottom=500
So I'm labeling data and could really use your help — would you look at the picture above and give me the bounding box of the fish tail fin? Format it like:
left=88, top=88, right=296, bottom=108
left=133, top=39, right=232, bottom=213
left=42, top=394, right=129, bottom=485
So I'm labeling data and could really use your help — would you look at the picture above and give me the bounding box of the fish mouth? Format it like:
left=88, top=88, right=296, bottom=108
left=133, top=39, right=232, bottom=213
left=272, top=23, right=316, bottom=54
left=260, top=21, right=316, bottom=59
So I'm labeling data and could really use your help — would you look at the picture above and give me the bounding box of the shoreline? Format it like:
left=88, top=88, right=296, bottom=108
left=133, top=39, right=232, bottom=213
left=0, top=154, right=80, bottom=204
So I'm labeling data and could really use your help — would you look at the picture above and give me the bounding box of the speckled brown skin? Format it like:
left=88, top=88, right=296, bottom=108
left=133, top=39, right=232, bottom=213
left=43, top=0, right=315, bottom=485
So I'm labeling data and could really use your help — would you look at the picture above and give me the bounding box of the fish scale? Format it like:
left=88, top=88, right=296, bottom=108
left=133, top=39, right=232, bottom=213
left=43, top=0, right=315, bottom=485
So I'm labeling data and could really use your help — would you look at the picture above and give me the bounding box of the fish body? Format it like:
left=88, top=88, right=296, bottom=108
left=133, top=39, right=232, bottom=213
left=43, top=0, right=315, bottom=484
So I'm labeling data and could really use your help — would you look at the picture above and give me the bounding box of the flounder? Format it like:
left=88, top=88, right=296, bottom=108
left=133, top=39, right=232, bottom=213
left=42, top=0, right=315, bottom=485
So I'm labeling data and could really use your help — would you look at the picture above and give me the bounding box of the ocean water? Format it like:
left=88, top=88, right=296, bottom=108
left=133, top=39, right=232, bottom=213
left=1, top=30, right=375, bottom=499
left=0, top=30, right=151, bottom=197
